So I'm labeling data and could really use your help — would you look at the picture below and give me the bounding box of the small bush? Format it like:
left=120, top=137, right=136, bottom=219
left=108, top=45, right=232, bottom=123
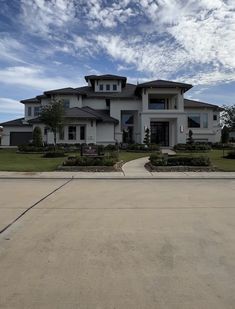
left=212, top=142, right=234, bottom=150
left=127, top=143, right=159, bottom=152
left=150, top=154, right=210, bottom=166
left=43, top=151, right=65, bottom=158
left=105, top=144, right=117, bottom=151
left=18, top=145, right=44, bottom=152
left=226, top=150, right=235, bottom=159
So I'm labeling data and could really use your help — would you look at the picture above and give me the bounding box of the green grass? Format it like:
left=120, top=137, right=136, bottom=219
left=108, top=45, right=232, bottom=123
left=0, top=149, right=234, bottom=172
left=0, top=149, right=66, bottom=172
left=0, top=149, right=152, bottom=172
left=177, top=150, right=235, bottom=172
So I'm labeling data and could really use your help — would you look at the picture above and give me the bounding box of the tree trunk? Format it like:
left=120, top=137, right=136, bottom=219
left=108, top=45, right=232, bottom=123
left=53, top=130, right=57, bottom=151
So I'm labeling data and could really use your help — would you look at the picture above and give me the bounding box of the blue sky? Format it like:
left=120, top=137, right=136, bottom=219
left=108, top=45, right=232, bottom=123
left=0, top=0, right=235, bottom=122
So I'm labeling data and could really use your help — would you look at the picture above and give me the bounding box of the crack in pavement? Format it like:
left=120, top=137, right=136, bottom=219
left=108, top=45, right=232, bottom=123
left=0, top=178, right=73, bottom=235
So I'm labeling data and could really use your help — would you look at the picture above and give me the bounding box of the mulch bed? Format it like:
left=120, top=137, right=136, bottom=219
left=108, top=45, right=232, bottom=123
left=145, top=162, right=218, bottom=172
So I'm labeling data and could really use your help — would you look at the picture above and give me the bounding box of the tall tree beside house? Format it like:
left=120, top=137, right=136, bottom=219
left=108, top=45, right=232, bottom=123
left=143, top=127, right=150, bottom=146
left=32, top=126, right=43, bottom=147
left=221, top=104, right=235, bottom=130
left=40, top=99, right=65, bottom=148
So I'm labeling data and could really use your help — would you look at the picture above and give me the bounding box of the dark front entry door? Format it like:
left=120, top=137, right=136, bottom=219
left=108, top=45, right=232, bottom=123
left=150, top=122, right=169, bottom=146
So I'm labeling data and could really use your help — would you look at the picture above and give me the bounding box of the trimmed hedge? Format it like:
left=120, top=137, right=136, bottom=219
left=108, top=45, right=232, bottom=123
left=174, top=143, right=211, bottom=152
left=149, top=153, right=211, bottom=166
left=212, top=142, right=234, bottom=150
left=43, top=152, right=66, bottom=158
left=125, top=143, right=160, bottom=152
left=63, top=152, right=118, bottom=166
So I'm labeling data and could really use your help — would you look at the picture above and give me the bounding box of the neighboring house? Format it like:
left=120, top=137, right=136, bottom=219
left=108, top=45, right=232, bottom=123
left=0, top=126, right=2, bottom=144
left=0, top=74, right=222, bottom=147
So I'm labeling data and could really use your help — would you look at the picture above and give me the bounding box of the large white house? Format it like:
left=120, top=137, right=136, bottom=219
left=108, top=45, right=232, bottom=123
left=0, top=74, right=222, bottom=147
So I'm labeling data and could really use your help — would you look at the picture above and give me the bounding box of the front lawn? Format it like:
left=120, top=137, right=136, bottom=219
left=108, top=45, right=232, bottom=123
left=0, top=149, right=152, bottom=172
left=176, top=150, right=235, bottom=171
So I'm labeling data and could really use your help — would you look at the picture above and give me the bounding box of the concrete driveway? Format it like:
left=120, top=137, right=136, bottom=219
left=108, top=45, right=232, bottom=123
left=0, top=179, right=235, bottom=309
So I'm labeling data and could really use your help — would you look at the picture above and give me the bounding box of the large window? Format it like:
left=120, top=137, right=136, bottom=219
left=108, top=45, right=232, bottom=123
left=113, top=84, right=117, bottom=91
left=63, top=99, right=70, bottom=109
left=99, top=84, right=104, bottom=91
left=80, top=126, right=85, bottom=140
left=148, top=98, right=166, bottom=110
left=68, top=126, right=76, bottom=140
left=121, top=113, right=134, bottom=127
left=59, top=128, right=64, bottom=140
left=188, top=114, right=200, bottom=128
left=106, top=84, right=110, bottom=91
left=34, top=106, right=41, bottom=117
left=28, top=106, right=32, bottom=116
left=202, top=113, right=208, bottom=128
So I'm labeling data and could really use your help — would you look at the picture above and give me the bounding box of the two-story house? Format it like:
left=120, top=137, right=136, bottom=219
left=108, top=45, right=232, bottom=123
left=0, top=74, right=222, bottom=147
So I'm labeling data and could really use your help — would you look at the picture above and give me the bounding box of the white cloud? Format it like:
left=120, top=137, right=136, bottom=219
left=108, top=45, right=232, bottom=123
left=0, top=98, right=23, bottom=114
left=0, top=66, right=83, bottom=90
left=0, top=37, right=27, bottom=63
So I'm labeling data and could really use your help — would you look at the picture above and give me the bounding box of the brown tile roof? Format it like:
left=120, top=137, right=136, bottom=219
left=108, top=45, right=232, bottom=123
left=184, top=99, right=223, bottom=111
left=136, top=79, right=192, bottom=92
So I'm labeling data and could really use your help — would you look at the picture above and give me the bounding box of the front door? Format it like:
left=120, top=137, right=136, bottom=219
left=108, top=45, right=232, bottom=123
left=150, top=122, right=169, bottom=146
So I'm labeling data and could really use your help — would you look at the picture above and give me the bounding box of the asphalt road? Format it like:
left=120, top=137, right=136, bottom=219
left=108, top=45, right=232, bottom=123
left=0, top=179, right=235, bottom=309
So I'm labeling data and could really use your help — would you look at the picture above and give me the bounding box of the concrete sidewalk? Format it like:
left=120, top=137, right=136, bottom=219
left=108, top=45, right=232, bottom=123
left=0, top=170, right=235, bottom=179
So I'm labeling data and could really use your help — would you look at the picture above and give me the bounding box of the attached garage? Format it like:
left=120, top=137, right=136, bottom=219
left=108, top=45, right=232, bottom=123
left=10, top=132, right=33, bottom=146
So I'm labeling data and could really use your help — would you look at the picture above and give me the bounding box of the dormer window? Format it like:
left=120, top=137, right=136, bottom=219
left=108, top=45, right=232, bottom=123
left=113, top=84, right=117, bottom=91
left=99, top=84, right=104, bottom=91
left=106, top=84, right=110, bottom=91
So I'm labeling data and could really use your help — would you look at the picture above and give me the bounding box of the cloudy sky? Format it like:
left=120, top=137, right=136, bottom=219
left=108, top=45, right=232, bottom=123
left=0, top=0, right=235, bottom=122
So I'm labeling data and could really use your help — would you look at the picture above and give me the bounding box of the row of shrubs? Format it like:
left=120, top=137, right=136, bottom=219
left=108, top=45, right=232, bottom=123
left=149, top=153, right=211, bottom=166
left=174, top=142, right=235, bottom=152
left=63, top=154, right=118, bottom=166
left=123, top=143, right=160, bottom=152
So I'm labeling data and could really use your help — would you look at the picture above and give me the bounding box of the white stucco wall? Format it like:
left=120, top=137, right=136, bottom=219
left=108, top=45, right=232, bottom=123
left=82, top=98, right=108, bottom=109
left=185, top=108, right=221, bottom=142
left=96, top=123, right=115, bottom=144
left=94, top=80, right=122, bottom=92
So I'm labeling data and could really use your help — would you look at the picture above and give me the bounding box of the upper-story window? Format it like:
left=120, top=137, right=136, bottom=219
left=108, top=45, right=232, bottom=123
left=113, top=84, right=117, bottom=91
left=213, top=114, right=218, bottom=121
left=28, top=106, right=32, bottom=116
left=149, top=98, right=166, bottom=110
left=106, top=84, right=110, bottom=91
left=99, top=84, right=104, bottom=91
left=63, top=99, right=70, bottom=109
left=188, top=113, right=200, bottom=128
left=202, top=113, right=208, bottom=128
left=34, top=106, right=41, bottom=117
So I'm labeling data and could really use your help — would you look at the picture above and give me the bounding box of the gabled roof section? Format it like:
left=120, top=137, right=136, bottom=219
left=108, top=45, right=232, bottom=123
left=44, top=87, right=78, bottom=95
left=184, top=99, right=223, bottom=111
left=0, top=118, right=32, bottom=127
left=85, top=74, right=127, bottom=87
left=76, top=83, right=139, bottom=100
left=136, top=79, right=193, bottom=93
left=20, top=97, right=40, bottom=104
left=82, top=106, right=119, bottom=123
left=29, top=107, right=119, bottom=124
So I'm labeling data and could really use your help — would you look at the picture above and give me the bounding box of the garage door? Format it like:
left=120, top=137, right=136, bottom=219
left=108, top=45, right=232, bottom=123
left=10, top=132, right=33, bottom=146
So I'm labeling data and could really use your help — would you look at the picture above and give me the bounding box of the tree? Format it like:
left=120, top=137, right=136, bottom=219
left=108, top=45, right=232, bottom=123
left=187, top=129, right=194, bottom=144
left=32, top=126, right=43, bottom=147
left=221, top=104, right=235, bottom=129
left=40, top=99, right=65, bottom=148
left=221, top=126, right=230, bottom=144
left=143, top=127, right=150, bottom=146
